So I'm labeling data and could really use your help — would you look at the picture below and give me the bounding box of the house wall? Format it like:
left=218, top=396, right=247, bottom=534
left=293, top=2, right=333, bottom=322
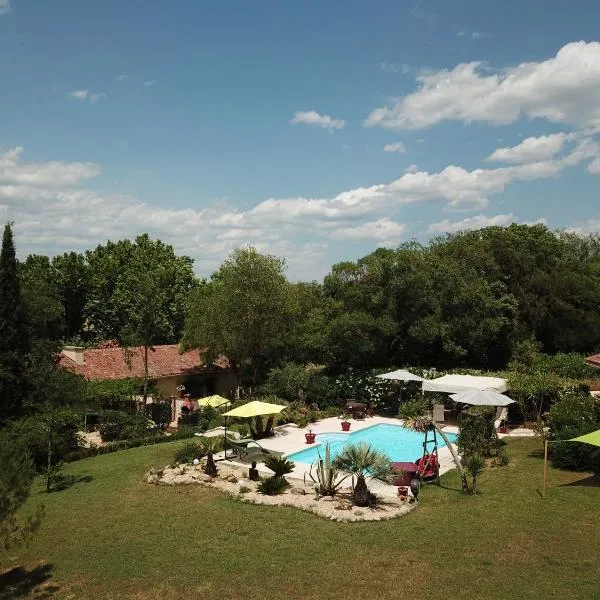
left=153, top=371, right=238, bottom=425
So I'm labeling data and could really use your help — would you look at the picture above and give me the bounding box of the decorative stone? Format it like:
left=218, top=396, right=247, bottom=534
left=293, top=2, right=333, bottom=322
left=290, top=487, right=306, bottom=495
left=320, top=495, right=336, bottom=502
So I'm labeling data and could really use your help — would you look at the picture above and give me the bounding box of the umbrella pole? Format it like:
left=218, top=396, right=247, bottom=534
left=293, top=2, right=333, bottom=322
left=542, top=439, right=548, bottom=498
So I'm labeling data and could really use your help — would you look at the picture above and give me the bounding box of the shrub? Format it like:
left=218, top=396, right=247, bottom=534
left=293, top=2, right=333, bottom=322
left=4, top=410, right=83, bottom=471
left=458, top=406, right=497, bottom=459
left=492, top=447, right=511, bottom=467
left=198, top=406, right=222, bottom=431
left=547, top=393, right=600, bottom=438
left=550, top=426, right=600, bottom=474
left=146, top=402, right=172, bottom=430
left=178, top=412, right=200, bottom=427
left=174, top=442, right=204, bottom=464
left=263, top=455, right=295, bottom=478
left=99, top=410, right=150, bottom=442
left=464, top=454, right=486, bottom=494
left=397, top=398, right=429, bottom=419
left=257, top=476, right=289, bottom=495
left=228, top=422, right=250, bottom=438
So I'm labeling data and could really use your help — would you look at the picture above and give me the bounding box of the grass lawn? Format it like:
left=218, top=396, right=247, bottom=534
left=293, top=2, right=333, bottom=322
left=2, top=437, right=599, bottom=600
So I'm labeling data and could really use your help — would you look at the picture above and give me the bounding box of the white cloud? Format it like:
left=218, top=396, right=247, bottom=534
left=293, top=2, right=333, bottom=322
left=383, top=142, right=407, bottom=153
left=365, top=41, right=600, bottom=130
left=428, top=214, right=515, bottom=234
left=2, top=138, right=598, bottom=279
left=404, top=164, right=419, bottom=173
left=69, top=90, right=106, bottom=103
left=0, top=0, right=9, bottom=14
left=330, top=218, right=405, bottom=245
left=117, top=74, right=127, bottom=81
left=567, top=218, right=600, bottom=235
left=69, top=90, right=88, bottom=100
left=90, top=92, right=107, bottom=103
left=290, top=111, right=345, bottom=130
left=588, top=156, right=600, bottom=174
left=486, top=133, right=570, bottom=164
left=0, top=147, right=100, bottom=187
left=143, top=80, right=158, bottom=87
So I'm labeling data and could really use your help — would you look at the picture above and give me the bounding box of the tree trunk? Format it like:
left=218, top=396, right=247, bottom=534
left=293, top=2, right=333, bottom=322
left=351, top=475, right=371, bottom=507
left=46, top=425, right=52, bottom=493
left=432, top=422, right=470, bottom=494
left=142, top=344, right=149, bottom=408
left=472, top=475, right=477, bottom=495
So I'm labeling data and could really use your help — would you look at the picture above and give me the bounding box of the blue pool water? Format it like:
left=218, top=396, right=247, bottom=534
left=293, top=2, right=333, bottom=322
left=287, top=423, right=457, bottom=465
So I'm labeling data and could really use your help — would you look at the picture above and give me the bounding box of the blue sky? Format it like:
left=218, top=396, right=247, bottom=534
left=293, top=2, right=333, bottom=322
left=2, top=0, right=600, bottom=279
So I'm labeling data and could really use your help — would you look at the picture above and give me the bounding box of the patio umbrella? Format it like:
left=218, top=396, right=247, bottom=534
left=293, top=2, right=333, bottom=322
left=450, top=389, right=514, bottom=407
left=223, top=400, right=286, bottom=418
left=197, top=395, right=231, bottom=409
left=222, top=401, right=287, bottom=459
left=376, top=369, right=424, bottom=382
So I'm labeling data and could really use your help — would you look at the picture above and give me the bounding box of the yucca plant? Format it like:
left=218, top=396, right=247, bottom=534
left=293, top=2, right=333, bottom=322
left=334, top=443, right=392, bottom=507
left=308, top=443, right=349, bottom=496
left=257, top=475, right=288, bottom=495
left=198, top=436, right=224, bottom=477
left=465, top=454, right=486, bottom=495
left=263, top=455, right=295, bottom=478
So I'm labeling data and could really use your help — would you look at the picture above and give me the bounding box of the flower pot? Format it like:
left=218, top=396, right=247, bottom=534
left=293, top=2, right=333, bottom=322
left=305, top=432, right=316, bottom=444
left=397, top=486, right=409, bottom=499
left=341, top=421, right=351, bottom=432
left=499, top=426, right=507, bottom=434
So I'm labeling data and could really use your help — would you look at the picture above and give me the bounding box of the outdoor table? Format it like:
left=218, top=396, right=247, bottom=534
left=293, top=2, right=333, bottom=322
left=390, top=461, right=418, bottom=486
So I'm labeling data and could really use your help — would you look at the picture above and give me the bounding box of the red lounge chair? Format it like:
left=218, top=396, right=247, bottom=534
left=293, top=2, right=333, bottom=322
left=416, top=452, right=439, bottom=480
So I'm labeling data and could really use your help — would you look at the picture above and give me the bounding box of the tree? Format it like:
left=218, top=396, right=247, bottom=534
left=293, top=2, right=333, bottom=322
left=121, top=270, right=173, bottom=405
left=334, top=442, right=392, bottom=506
left=52, top=251, right=89, bottom=340
left=183, top=247, right=294, bottom=383
left=0, top=224, right=30, bottom=423
left=84, top=234, right=197, bottom=343
left=0, top=433, right=43, bottom=550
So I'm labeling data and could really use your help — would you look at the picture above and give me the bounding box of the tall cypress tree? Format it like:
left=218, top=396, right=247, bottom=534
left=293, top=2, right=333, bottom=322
left=0, top=223, right=30, bottom=423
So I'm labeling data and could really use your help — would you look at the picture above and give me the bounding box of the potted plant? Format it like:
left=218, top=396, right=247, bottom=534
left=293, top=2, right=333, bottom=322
left=305, top=430, right=316, bottom=444
left=397, top=486, right=409, bottom=500
left=340, top=414, right=351, bottom=432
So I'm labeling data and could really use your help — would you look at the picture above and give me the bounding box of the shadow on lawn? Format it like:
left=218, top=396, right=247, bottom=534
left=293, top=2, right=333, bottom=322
left=559, top=474, right=600, bottom=488
left=0, top=563, right=59, bottom=598
left=49, top=473, right=94, bottom=493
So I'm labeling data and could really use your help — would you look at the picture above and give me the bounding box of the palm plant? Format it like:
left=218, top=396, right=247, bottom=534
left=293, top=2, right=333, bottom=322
left=464, top=454, right=486, bottom=494
left=334, top=443, right=392, bottom=507
left=308, top=443, right=349, bottom=496
left=263, top=455, right=295, bottom=478
left=199, top=436, right=223, bottom=477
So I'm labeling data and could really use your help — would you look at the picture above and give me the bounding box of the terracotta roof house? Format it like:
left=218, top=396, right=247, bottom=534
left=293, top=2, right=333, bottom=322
left=585, top=354, right=600, bottom=368
left=59, top=343, right=237, bottom=403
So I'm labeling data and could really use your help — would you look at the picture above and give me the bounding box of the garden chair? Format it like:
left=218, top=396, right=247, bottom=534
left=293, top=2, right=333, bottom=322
left=432, top=404, right=445, bottom=423
left=226, top=436, right=267, bottom=461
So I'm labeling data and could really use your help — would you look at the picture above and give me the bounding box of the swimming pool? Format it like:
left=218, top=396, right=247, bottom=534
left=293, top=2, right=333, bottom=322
left=286, top=423, right=457, bottom=465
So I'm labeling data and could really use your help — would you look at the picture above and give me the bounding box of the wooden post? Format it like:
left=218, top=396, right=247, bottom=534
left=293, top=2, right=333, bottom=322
left=542, top=439, right=549, bottom=498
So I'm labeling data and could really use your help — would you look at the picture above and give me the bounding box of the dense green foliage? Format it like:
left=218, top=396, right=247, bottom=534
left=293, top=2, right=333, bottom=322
left=3, top=409, right=82, bottom=471
left=0, top=433, right=41, bottom=550
left=0, top=224, right=30, bottom=423
left=98, top=410, right=150, bottom=442
left=458, top=406, right=498, bottom=459
left=547, top=394, right=600, bottom=473
left=183, top=247, right=294, bottom=382
left=173, top=441, right=204, bottom=464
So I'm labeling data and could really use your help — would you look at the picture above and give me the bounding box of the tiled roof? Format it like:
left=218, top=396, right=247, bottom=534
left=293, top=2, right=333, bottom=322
left=585, top=354, right=600, bottom=367
left=59, top=344, right=230, bottom=380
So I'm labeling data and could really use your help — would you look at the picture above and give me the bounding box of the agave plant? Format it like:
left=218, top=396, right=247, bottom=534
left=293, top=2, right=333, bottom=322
left=334, top=443, right=392, bottom=507
left=308, top=443, right=349, bottom=496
